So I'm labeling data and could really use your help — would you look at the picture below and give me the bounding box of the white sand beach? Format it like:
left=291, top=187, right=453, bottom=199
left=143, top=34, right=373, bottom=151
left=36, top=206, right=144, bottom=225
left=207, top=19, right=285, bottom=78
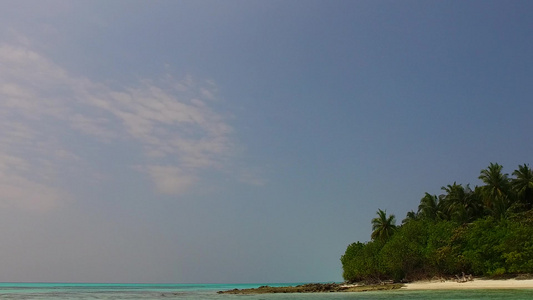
left=403, top=278, right=533, bottom=290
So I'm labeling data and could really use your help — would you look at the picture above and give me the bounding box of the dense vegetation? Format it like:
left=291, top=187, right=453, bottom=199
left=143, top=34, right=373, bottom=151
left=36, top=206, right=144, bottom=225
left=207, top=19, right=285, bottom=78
left=341, top=163, right=533, bottom=283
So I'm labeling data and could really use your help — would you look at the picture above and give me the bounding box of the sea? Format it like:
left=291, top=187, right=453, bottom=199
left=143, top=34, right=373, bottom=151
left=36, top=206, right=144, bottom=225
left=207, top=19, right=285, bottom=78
left=1, top=283, right=533, bottom=300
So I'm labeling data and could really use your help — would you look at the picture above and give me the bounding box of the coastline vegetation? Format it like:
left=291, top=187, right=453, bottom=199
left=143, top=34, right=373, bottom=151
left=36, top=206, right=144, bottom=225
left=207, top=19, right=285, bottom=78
left=341, top=163, right=533, bottom=283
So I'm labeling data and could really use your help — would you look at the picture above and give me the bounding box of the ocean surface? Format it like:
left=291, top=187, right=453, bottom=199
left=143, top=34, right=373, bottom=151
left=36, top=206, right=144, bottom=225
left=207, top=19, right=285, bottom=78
left=1, top=283, right=533, bottom=300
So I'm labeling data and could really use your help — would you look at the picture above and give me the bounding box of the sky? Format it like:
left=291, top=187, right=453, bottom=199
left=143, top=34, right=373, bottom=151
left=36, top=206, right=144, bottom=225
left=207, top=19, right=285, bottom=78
left=0, top=0, right=532, bottom=284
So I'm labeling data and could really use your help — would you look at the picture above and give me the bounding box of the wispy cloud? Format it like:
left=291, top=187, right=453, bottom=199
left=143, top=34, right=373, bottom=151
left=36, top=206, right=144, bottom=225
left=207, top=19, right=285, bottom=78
left=0, top=42, right=237, bottom=210
left=142, top=165, right=197, bottom=195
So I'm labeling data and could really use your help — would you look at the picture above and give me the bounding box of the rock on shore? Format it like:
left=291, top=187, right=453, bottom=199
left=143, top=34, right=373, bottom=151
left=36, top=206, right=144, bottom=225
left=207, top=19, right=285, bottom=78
left=217, top=283, right=404, bottom=294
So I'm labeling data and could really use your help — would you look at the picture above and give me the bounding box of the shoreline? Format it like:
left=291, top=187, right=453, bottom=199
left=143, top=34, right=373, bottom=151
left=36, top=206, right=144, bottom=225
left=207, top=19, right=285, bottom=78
left=217, top=283, right=403, bottom=294
left=218, top=278, right=533, bottom=294
left=403, top=278, right=533, bottom=290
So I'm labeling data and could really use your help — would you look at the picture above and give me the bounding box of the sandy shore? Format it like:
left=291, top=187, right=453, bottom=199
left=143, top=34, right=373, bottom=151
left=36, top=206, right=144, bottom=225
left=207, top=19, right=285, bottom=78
left=219, top=280, right=533, bottom=294
left=403, top=278, right=533, bottom=290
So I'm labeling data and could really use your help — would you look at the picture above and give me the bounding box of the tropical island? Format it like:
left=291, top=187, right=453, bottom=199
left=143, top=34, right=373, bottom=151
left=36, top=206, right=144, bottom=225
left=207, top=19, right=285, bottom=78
left=341, top=162, right=533, bottom=284
left=219, top=162, right=533, bottom=294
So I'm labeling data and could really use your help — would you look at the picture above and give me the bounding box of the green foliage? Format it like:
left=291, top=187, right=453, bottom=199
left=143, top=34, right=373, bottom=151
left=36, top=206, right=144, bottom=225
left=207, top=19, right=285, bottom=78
left=417, top=193, right=439, bottom=221
left=461, top=217, right=507, bottom=274
left=340, top=242, right=365, bottom=282
left=512, top=164, right=533, bottom=210
left=439, top=183, right=483, bottom=223
left=371, top=209, right=397, bottom=241
left=342, top=162, right=533, bottom=282
left=424, top=220, right=457, bottom=274
left=380, top=220, right=428, bottom=281
left=498, top=211, right=533, bottom=273
left=402, top=210, right=418, bottom=224
left=341, top=241, right=385, bottom=283
left=478, top=162, right=512, bottom=211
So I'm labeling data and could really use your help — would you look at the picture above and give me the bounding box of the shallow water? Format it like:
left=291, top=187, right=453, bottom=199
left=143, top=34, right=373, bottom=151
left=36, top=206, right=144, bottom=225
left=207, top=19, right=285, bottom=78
left=0, top=283, right=532, bottom=299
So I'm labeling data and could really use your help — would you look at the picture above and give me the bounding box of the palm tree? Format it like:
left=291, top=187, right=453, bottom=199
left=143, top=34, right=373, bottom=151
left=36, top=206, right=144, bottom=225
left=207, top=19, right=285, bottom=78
left=417, top=193, right=439, bottom=221
left=371, top=209, right=397, bottom=241
left=511, top=164, right=533, bottom=210
left=491, top=194, right=513, bottom=219
left=439, top=183, right=463, bottom=221
left=440, top=183, right=483, bottom=223
left=402, top=210, right=418, bottom=224
left=478, top=163, right=511, bottom=210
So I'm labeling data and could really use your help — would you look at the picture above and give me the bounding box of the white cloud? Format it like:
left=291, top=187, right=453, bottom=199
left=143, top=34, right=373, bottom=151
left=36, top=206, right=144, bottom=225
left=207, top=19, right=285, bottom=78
left=0, top=42, right=237, bottom=210
left=68, top=114, right=117, bottom=141
left=0, top=153, right=29, bottom=173
left=0, top=152, right=69, bottom=212
left=143, top=165, right=197, bottom=195
left=0, top=172, right=68, bottom=212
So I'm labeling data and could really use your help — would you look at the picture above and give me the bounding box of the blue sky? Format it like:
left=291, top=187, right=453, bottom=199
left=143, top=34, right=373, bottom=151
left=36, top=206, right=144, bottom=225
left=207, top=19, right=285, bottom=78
left=0, top=0, right=532, bottom=283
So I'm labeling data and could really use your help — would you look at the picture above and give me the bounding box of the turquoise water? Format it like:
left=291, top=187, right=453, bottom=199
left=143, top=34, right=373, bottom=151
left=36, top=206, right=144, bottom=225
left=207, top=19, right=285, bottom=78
left=0, top=283, right=532, bottom=299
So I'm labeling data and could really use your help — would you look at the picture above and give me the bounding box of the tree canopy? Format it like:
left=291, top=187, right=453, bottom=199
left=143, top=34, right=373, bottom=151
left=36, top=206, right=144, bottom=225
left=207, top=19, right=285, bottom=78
left=341, top=163, right=533, bottom=283
left=371, top=209, right=397, bottom=241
